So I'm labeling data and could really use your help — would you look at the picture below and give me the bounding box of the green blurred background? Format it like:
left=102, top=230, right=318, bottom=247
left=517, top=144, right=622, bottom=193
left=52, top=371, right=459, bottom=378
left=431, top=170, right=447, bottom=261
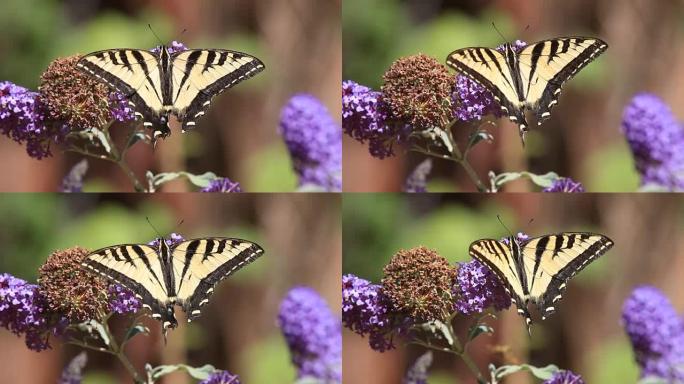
left=342, top=0, right=684, bottom=192
left=343, top=193, right=684, bottom=383
left=0, top=193, right=341, bottom=384
left=0, top=0, right=341, bottom=192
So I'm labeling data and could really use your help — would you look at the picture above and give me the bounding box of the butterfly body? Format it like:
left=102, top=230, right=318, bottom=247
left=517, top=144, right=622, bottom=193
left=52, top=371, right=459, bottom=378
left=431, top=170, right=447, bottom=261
left=447, top=37, right=608, bottom=144
left=77, top=46, right=265, bottom=142
left=469, top=232, right=613, bottom=333
left=82, top=236, right=264, bottom=334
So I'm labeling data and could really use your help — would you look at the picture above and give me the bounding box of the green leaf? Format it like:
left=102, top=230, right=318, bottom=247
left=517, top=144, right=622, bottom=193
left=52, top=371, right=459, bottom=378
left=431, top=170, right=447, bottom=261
left=182, top=172, right=218, bottom=188
left=491, top=171, right=560, bottom=190
left=524, top=172, right=560, bottom=188
left=297, top=184, right=328, bottom=192
left=182, top=364, right=217, bottom=380
left=149, top=364, right=217, bottom=380
left=147, top=171, right=218, bottom=189
left=294, top=378, right=328, bottom=384
left=494, top=364, right=559, bottom=380
left=467, top=323, right=494, bottom=341
left=150, top=364, right=180, bottom=379
left=123, top=324, right=149, bottom=343
left=638, top=377, right=670, bottom=384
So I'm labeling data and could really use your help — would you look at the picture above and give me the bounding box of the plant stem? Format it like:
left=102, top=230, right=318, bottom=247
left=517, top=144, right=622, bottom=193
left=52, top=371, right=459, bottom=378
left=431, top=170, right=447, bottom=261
left=411, top=144, right=487, bottom=192
left=116, top=160, right=145, bottom=192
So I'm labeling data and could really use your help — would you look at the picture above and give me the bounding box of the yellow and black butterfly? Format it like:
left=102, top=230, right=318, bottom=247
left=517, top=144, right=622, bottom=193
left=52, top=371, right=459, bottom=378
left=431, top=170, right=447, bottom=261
left=469, top=232, right=613, bottom=332
left=447, top=37, right=608, bottom=144
left=82, top=236, right=264, bottom=336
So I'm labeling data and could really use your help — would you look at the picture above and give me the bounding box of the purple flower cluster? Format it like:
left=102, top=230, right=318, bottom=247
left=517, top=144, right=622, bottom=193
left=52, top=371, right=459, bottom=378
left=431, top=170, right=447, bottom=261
left=542, top=370, right=585, bottom=384
left=453, top=260, right=511, bottom=315
left=108, top=92, right=136, bottom=122
left=403, top=351, right=432, bottom=384
left=622, top=93, right=684, bottom=190
left=622, top=286, right=684, bottom=381
left=0, top=81, right=63, bottom=159
left=107, top=285, right=141, bottom=315
left=0, top=273, right=53, bottom=351
left=343, top=80, right=405, bottom=159
left=342, top=274, right=395, bottom=352
left=151, top=41, right=188, bottom=55
left=58, top=352, right=87, bottom=384
left=148, top=233, right=184, bottom=248
left=403, top=159, right=432, bottom=193
left=452, top=40, right=527, bottom=122
left=199, top=370, right=240, bottom=384
left=542, top=177, right=585, bottom=193
left=277, top=287, right=342, bottom=382
left=60, top=160, right=88, bottom=193
left=279, top=94, right=342, bottom=191
left=201, top=178, right=242, bottom=193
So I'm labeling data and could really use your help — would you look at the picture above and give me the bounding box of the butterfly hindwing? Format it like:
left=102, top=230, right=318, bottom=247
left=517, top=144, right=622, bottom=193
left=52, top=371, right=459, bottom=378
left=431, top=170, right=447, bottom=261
left=170, top=49, right=265, bottom=132
left=169, top=238, right=264, bottom=321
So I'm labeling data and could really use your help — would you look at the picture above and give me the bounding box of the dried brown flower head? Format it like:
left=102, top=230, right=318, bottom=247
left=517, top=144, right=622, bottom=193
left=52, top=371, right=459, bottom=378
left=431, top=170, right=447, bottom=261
left=38, top=55, right=112, bottom=130
left=381, top=246, right=456, bottom=322
left=381, top=54, right=455, bottom=130
left=37, top=247, right=109, bottom=322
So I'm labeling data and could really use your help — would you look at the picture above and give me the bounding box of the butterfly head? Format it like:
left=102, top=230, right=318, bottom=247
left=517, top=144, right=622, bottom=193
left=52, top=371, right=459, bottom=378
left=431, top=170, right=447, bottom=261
left=151, top=120, right=171, bottom=146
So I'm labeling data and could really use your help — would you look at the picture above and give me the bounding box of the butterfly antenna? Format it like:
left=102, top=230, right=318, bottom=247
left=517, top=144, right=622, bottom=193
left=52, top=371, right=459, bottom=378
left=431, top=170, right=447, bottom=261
left=496, top=215, right=515, bottom=239
left=146, top=217, right=164, bottom=239
left=148, top=24, right=164, bottom=46
left=491, top=22, right=509, bottom=43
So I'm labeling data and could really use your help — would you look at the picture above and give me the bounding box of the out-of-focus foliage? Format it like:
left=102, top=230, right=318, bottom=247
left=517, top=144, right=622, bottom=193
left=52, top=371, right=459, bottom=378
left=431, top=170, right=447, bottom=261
left=243, top=334, right=297, bottom=383
left=588, top=338, right=640, bottom=383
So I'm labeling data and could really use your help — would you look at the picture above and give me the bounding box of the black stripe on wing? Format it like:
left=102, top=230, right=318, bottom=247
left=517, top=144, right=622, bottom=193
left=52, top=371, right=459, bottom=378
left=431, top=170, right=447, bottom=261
left=181, top=241, right=264, bottom=321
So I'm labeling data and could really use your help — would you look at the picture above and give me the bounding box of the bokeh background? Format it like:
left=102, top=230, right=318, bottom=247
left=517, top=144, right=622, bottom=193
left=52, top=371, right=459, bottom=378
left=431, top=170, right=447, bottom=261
left=0, top=0, right=341, bottom=192
left=343, top=0, right=684, bottom=192
left=343, top=193, right=684, bottom=383
left=0, top=193, right=341, bottom=383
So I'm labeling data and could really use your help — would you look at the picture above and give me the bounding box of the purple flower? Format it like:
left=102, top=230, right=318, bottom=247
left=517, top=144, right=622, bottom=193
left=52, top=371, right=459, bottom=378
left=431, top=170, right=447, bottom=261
left=277, top=287, right=342, bottom=382
left=343, top=80, right=406, bottom=159
left=622, top=93, right=684, bottom=190
left=58, top=352, right=87, bottom=384
left=108, top=92, right=136, bottom=122
left=0, top=273, right=54, bottom=351
left=403, top=351, right=432, bottom=384
left=199, top=370, right=240, bottom=384
left=453, top=41, right=527, bottom=122
left=201, top=178, right=242, bottom=193
left=622, top=286, right=684, bottom=381
left=342, top=274, right=395, bottom=352
left=542, top=177, right=585, bottom=193
left=279, top=94, right=342, bottom=191
left=403, top=159, right=432, bottom=193
left=108, top=285, right=141, bottom=315
left=542, top=370, right=585, bottom=384
left=0, top=81, right=62, bottom=159
left=453, top=260, right=511, bottom=315
left=148, top=233, right=184, bottom=248
left=151, top=41, right=188, bottom=55
left=60, top=159, right=88, bottom=193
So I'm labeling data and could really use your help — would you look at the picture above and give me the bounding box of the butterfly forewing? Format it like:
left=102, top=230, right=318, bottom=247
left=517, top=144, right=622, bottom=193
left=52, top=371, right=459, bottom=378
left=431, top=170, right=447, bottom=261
left=169, top=238, right=264, bottom=321
left=77, top=49, right=165, bottom=115
left=81, top=244, right=171, bottom=319
left=517, top=38, right=608, bottom=124
left=519, top=233, right=613, bottom=318
left=170, top=49, right=265, bottom=132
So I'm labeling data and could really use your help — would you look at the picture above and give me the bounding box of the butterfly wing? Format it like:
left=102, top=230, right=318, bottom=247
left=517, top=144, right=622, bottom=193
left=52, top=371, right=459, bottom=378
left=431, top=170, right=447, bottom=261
left=517, top=37, right=608, bottom=124
left=170, top=49, right=265, bottom=132
left=81, top=244, right=172, bottom=323
left=169, top=238, right=264, bottom=321
left=519, top=233, right=613, bottom=319
left=76, top=49, right=165, bottom=130
left=469, top=238, right=532, bottom=326
left=446, top=47, right=527, bottom=128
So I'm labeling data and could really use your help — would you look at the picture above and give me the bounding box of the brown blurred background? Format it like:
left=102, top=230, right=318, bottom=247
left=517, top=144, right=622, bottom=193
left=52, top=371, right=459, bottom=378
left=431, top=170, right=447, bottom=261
left=0, top=0, right=341, bottom=192
left=0, top=193, right=341, bottom=383
left=343, top=193, right=684, bottom=383
left=343, top=0, right=684, bottom=192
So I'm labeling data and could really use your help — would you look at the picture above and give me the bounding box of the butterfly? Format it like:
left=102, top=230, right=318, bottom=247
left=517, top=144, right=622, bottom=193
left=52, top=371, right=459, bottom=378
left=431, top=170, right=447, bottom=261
left=447, top=37, right=608, bottom=144
left=77, top=45, right=265, bottom=142
left=81, top=236, right=264, bottom=337
left=469, top=232, right=613, bottom=333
